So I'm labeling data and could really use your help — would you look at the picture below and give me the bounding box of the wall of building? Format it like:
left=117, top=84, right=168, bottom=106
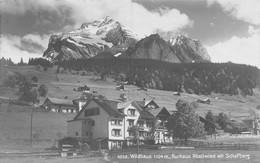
left=67, top=120, right=82, bottom=138
left=77, top=101, right=109, bottom=139
left=123, top=104, right=141, bottom=138
left=108, top=117, right=124, bottom=140
left=81, top=119, right=93, bottom=138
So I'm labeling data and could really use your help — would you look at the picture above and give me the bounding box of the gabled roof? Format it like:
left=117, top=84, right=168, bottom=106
left=45, top=97, right=75, bottom=106
left=139, top=110, right=155, bottom=119
left=96, top=99, right=125, bottom=117
left=73, top=98, right=124, bottom=120
left=73, top=92, right=94, bottom=102
left=145, top=100, right=159, bottom=107
left=131, top=101, right=146, bottom=112
left=113, top=100, right=144, bottom=113
left=135, top=99, right=159, bottom=109
left=117, top=100, right=133, bottom=109
left=135, top=101, right=144, bottom=107
left=72, top=92, right=106, bottom=105
left=148, top=107, right=170, bottom=117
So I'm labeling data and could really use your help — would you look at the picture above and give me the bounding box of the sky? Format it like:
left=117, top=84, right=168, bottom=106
left=0, top=0, right=260, bottom=68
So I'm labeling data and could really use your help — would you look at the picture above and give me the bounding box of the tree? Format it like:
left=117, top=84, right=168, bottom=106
left=3, top=75, right=17, bottom=89
left=216, top=112, right=230, bottom=130
left=4, top=73, right=39, bottom=104
left=18, top=77, right=33, bottom=96
left=18, top=58, right=24, bottom=65
left=31, top=76, right=38, bottom=83
left=166, top=100, right=205, bottom=145
left=205, top=111, right=217, bottom=136
left=128, top=125, right=139, bottom=144
left=38, top=84, right=48, bottom=97
left=19, top=88, right=38, bottom=104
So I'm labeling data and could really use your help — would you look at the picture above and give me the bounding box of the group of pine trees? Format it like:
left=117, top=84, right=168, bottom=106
left=0, top=57, right=14, bottom=66
left=58, top=58, right=260, bottom=96
left=28, top=58, right=53, bottom=67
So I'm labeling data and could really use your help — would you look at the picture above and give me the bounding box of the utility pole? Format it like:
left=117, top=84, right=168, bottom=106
left=8, top=99, right=12, bottom=142
left=30, top=107, right=33, bottom=148
left=136, top=125, right=139, bottom=163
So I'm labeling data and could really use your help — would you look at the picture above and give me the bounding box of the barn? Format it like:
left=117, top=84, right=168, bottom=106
left=41, top=97, right=78, bottom=113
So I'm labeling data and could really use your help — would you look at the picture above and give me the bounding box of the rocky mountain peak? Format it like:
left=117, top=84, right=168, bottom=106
left=43, top=16, right=139, bottom=61
left=168, top=34, right=211, bottom=62
left=124, top=33, right=181, bottom=63
left=43, top=17, right=211, bottom=63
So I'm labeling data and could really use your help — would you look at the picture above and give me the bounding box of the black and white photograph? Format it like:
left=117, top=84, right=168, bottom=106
left=0, top=0, right=260, bottom=162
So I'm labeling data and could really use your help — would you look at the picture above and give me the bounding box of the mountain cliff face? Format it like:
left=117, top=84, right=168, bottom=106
left=168, top=34, right=211, bottom=62
left=122, top=34, right=210, bottom=63
left=123, top=34, right=181, bottom=63
left=43, top=16, right=210, bottom=63
left=43, top=16, right=138, bottom=61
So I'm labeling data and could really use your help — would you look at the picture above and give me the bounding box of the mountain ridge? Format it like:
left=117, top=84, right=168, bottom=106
left=43, top=16, right=211, bottom=63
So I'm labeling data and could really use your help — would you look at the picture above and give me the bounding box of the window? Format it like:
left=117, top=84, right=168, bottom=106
left=88, top=120, right=95, bottom=126
left=86, top=131, right=89, bottom=136
left=147, top=104, right=156, bottom=108
left=111, top=119, right=122, bottom=126
left=139, top=131, right=146, bottom=137
left=75, top=132, right=78, bottom=136
left=84, top=107, right=100, bottom=117
left=112, top=129, right=121, bottom=136
left=127, top=109, right=136, bottom=116
left=128, top=131, right=134, bottom=137
left=138, top=121, right=144, bottom=127
left=128, top=119, right=134, bottom=127
left=155, top=132, right=160, bottom=139
left=146, top=122, right=153, bottom=128
left=147, top=132, right=152, bottom=138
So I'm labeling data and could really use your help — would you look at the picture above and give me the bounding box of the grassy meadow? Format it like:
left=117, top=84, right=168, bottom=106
left=0, top=65, right=260, bottom=153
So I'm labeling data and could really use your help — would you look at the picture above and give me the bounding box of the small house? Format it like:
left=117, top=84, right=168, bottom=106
left=41, top=97, right=78, bottom=113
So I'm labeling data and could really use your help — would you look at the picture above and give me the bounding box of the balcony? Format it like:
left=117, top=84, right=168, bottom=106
left=139, top=127, right=151, bottom=132
left=156, top=125, right=167, bottom=130
left=128, top=126, right=134, bottom=130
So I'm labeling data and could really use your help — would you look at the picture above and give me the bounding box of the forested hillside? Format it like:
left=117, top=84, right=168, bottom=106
left=59, top=58, right=260, bottom=96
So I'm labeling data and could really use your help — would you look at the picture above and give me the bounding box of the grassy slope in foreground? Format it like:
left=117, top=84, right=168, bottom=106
left=0, top=65, right=260, bottom=151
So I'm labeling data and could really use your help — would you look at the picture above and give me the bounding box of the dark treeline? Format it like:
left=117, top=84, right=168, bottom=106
left=28, top=58, right=53, bottom=67
left=59, top=58, right=260, bottom=96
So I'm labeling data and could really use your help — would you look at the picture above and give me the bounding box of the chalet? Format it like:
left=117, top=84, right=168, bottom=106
left=41, top=97, right=78, bottom=113
left=67, top=98, right=156, bottom=150
left=136, top=98, right=160, bottom=110
left=136, top=99, right=172, bottom=143
left=148, top=107, right=171, bottom=144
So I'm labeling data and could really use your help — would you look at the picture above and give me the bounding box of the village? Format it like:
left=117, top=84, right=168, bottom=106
left=38, top=82, right=260, bottom=155
left=0, top=64, right=260, bottom=163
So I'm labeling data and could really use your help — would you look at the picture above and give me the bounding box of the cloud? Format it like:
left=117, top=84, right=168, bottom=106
left=206, top=0, right=260, bottom=68
left=1, top=0, right=192, bottom=38
left=206, top=26, right=260, bottom=68
left=207, top=0, right=260, bottom=25
left=0, top=34, right=49, bottom=63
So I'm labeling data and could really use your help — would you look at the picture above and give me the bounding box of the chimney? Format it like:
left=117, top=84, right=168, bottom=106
left=143, top=98, right=146, bottom=106
left=120, top=93, right=127, bottom=102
